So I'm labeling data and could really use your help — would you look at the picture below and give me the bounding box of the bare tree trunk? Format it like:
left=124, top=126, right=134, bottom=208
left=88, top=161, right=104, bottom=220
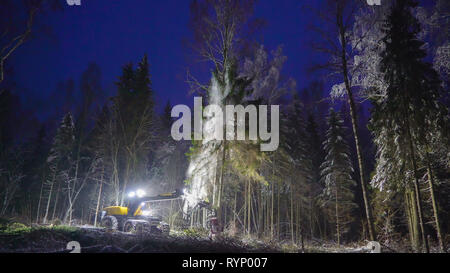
left=405, top=117, right=429, bottom=253
left=271, top=167, right=275, bottom=239
left=277, top=181, right=280, bottom=240
left=233, top=190, right=237, bottom=234
left=303, top=208, right=307, bottom=248
left=110, top=134, right=120, bottom=206
left=120, top=157, right=131, bottom=206
left=299, top=200, right=304, bottom=251
left=335, top=183, right=340, bottom=247
left=309, top=186, right=314, bottom=240
left=94, top=169, right=104, bottom=227
left=427, top=165, right=444, bottom=252
left=265, top=185, right=272, bottom=238
left=251, top=185, right=258, bottom=235
left=336, top=4, right=376, bottom=241
left=291, top=188, right=294, bottom=244
left=243, top=180, right=247, bottom=235
left=43, top=171, right=56, bottom=224
left=296, top=200, right=300, bottom=245
left=51, top=181, right=61, bottom=222
left=70, top=146, right=81, bottom=224
left=247, top=180, right=251, bottom=236
left=258, top=184, right=264, bottom=237
left=406, top=189, right=420, bottom=251
left=216, top=142, right=226, bottom=226
left=36, top=173, right=45, bottom=223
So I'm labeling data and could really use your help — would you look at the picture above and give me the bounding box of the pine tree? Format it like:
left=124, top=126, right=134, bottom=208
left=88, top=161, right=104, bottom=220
left=320, top=108, right=357, bottom=247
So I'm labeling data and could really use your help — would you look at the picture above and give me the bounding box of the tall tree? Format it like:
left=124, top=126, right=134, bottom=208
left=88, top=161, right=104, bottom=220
left=311, top=0, right=376, bottom=240
left=63, top=63, right=104, bottom=224
left=88, top=106, right=111, bottom=227
left=185, top=0, right=261, bottom=224
left=113, top=55, right=156, bottom=205
left=42, top=112, right=75, bottom=224
left=320, top=108, right=357, bottom=246
left=304, top=113, right=326, bottom=239
left=370, top=0, right=448, bottom=253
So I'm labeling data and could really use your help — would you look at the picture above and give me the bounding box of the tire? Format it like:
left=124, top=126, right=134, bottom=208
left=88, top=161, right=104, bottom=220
left=123, top=221, right=136, bottom=234
left=124, top=220, right=151, bottom=235
left=101, top=215, right=118, bottom=231
left=135, top=223, right=146, bottom=235
left=137, top=222, right=152, bottom=235
left=161, top=223, right=170, bottom=236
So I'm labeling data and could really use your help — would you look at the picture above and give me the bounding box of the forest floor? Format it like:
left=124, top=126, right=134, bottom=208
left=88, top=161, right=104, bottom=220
left=0, top=220, right=424, bottom=253
left=0, top=223, right=284, bottom=253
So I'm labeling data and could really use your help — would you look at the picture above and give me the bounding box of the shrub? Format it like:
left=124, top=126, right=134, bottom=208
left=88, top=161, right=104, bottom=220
left=182, top=227, right=209, bottom=237
left=3, top=222, right=30, bottom=234
left=52, top=219, right=62, bottom=226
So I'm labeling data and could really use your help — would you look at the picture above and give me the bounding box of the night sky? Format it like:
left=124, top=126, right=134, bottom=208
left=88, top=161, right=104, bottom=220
left=8, top=0, right=325, bottom=121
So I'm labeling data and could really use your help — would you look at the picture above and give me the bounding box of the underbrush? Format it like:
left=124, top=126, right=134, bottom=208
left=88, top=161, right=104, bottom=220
left=0, top=222, right=78, bottom=235
left=180, top=227, right=209, bottom=238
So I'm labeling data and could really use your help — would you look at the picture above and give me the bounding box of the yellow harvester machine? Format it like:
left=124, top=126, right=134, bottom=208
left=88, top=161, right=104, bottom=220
left=100, top=189, right=181, bottom=234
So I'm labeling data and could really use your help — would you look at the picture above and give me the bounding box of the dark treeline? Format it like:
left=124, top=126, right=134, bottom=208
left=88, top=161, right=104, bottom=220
left=0, top=0, right=448, bottom=253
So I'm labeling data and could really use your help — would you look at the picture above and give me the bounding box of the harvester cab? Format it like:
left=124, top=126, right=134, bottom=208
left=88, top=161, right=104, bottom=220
left=100, top=189, right=182, bottom=235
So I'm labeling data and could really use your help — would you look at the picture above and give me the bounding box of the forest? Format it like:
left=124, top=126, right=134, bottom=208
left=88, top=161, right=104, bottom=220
left=0, top=0, right=448, bottom=253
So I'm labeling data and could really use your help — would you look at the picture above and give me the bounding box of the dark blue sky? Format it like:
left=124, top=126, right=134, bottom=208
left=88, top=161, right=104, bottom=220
left=9, top=0, right=324, bottom=119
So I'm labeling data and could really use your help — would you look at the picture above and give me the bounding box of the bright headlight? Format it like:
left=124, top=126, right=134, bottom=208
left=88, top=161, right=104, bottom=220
left=136, top=189, right=146, bottom=198
left=142, top=210, right=152, bottom=216
left=128, top=191, right=136, bottom=198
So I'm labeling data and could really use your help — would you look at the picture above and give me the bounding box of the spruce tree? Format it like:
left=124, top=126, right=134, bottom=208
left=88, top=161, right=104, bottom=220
left=370, top=0, right=448, bottom=253
left=305, top=113, right=326, bottom=239
left=320, top=108, right=357, bottom=246
left=43, top=112, right=75, bottom=224
left=162, top=99, right=173, bottom=133
left=113, top=55, right=156, bottom=205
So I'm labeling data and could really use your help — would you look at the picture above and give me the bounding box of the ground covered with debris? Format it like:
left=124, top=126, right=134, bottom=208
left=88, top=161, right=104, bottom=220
left=0, top=221, right=421, bottom=253
left=0, top=224, right=284, bottom=253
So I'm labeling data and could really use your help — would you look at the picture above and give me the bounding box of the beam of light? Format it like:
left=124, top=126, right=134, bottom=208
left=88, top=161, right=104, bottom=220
left=141, top=210, right=153, bottom=216
left=136, top=189, right=146, bottom=198
left=183, top=74, right=226, bottom=214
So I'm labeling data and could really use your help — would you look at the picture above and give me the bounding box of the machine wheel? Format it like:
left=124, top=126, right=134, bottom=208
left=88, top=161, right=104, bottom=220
left=124, top=220, right=151, bottom=235
left=123, top=221, right=136, bottom=234
left=102, top=215, right=118, bottom=231
left=136, top=222, right=151, bottom=235
left=160, top=223, right=170, bottom=236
